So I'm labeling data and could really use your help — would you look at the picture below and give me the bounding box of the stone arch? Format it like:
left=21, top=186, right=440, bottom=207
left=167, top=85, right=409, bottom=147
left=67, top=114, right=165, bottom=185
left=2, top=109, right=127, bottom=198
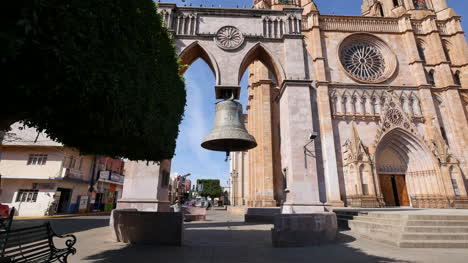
left=441, top=39, right=453, bottom=62
left=376, top=128, right=436, bottom=173
left=375, top=128, right=444, bottom=207
left=375, top=2, right=385, bottom=17
left=426, top=69, right=435, bottom=85
left=453, top=70, right=461, bottom=85
left=238, top=42, right=286, bottom=85
left=178, top=41, right=220, bottom=85
left=449, top=165, right=462, bottom=196
left=416, top=38, right=427, bottom=62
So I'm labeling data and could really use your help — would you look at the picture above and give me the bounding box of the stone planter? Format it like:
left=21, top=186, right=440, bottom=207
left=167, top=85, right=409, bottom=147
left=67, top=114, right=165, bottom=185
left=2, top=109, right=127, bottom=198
left=182, top=206, right=207, bottom=221
left=110, top=209, right=183, bottom=246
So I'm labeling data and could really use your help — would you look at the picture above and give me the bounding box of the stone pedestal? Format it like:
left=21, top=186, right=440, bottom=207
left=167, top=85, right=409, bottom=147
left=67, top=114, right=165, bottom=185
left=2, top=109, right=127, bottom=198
left=244, top=207, right=280, bottom=223
left=110, top=210, right=183, bottom=246
left=182, top=206, right=207, bottom=222
left=117, top=198, right=170, bottom=212
left=116, top=160, right=171, bottom=212
left=271, top=213, right=337, bottom=247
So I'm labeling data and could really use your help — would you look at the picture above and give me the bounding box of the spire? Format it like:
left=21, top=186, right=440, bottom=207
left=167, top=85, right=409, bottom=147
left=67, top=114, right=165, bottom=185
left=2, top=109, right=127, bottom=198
left=361, top=0, right=456, bottom=19
left=342, top=121, right=370, bottom=164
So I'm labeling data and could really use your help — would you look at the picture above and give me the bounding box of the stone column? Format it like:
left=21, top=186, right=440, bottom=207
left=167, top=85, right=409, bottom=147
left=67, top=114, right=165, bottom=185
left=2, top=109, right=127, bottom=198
left=279, top=80, right=326, bottom=213
left=303, top=11, right=343, bottom=207
left=246, top=60, right=277, bottom=207
left=316, top=82, right=344, bottom=206
left=117, top=160, right=171, bottom=212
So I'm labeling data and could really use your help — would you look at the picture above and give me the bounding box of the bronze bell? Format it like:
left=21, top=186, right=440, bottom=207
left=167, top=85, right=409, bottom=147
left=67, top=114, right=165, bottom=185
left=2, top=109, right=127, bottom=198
left=201, top=99, right=257, bottom=152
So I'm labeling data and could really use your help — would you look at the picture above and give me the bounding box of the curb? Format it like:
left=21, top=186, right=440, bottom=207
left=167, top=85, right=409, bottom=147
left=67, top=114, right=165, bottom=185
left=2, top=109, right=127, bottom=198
left=15, top=211, right=111, bottom=220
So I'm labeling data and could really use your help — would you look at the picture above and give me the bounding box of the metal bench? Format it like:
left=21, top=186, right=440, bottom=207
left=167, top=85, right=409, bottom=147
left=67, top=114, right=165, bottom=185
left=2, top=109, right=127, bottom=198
left=0, top=222, right=76, bottom=263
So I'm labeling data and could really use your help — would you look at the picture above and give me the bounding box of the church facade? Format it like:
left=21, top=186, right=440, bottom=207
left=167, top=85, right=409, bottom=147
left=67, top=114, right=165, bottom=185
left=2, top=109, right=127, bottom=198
left=229, top=0, right=468, bottom=209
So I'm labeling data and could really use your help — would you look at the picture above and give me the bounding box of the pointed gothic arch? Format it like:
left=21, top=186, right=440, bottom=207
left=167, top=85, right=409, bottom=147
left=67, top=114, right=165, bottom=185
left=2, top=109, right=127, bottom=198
left=416, top=38, right=427, bottom=62
left=178, top=41, right=220, bottom=84
left=238, top=42, right=286, bottom=85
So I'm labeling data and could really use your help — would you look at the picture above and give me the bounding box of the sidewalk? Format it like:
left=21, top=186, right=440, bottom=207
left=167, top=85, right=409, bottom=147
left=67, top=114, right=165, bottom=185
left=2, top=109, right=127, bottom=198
left=16, top=211, right=110, bottom=220
left=69, top=210, right=468, bottom=263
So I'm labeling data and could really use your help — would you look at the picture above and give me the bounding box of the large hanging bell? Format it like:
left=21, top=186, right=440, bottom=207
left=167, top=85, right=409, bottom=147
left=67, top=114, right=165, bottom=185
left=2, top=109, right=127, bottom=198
left=201, top=99, right=257, bottom=152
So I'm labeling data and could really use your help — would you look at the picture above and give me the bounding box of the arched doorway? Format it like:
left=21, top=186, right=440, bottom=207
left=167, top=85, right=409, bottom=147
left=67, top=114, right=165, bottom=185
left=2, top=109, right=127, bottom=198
left=375, top=128, right=440, bottom=207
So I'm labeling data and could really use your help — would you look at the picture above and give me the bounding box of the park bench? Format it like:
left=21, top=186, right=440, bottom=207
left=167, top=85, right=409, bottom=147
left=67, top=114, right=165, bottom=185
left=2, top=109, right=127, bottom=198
left=0, top=221, right=76, bottom=263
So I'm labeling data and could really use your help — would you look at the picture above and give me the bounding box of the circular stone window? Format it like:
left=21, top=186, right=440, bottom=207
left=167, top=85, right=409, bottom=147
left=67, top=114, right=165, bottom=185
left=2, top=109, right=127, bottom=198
left=215, top=26, right=244, bottom=50
left=339, top=34, right=397, bottom=83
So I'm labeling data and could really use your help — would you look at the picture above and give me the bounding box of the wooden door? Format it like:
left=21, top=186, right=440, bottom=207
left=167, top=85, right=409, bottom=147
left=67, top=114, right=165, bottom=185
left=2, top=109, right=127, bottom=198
left=395, top=175, right=410, bottom=206
left=380, top=175, right=396, bottom=206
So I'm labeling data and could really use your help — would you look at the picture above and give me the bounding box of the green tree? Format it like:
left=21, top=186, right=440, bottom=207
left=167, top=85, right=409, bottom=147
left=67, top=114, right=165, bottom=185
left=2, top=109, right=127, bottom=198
left=0, top=0, right=186, bottom=161
left=197, top=179, right=223, bottom=198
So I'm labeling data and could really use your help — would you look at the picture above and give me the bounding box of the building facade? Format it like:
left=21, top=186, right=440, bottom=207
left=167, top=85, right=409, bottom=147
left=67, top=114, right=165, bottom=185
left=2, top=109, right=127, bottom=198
left=0, top=123, right=125, bottom=216
left=0, top=123, right=96, bottom=216
left=227, top=0, right=468, bottom=208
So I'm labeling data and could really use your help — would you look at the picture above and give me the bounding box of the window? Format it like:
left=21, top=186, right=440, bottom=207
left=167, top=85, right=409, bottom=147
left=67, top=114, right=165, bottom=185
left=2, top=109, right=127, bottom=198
left=417, top=42, right=426, bottom=62
left=378, top=4, right=384, bottom=17
left=426, top=70, right=435, bottom=85
left=78, top=157, right=83, bottom=171
left=67, top=156, right=76, bottom=169
left=454, top=71, right=461, bottom=85
left=161, top=171, right=170, bottom=187
left=16, top=189, right=39, bottom=202
left=393, top=0, right=400, bottom=8
left=413, top=0, right=427, bottom=9
left=452, top=179, right=461, bottom=196
left=450, top=167, right=461, bottom=196
left=442, top=42, right=451, bottom=62
left=27, top=154, right=48, bottom=165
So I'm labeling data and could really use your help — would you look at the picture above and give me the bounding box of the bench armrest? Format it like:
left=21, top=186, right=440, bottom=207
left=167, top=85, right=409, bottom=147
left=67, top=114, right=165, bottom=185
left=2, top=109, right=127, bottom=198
left=52, top=233, right=77, bottom=250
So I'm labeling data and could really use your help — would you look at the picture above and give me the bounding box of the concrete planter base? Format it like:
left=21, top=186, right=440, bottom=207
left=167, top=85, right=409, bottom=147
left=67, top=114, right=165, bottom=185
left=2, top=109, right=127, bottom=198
left=182, top=207, right=207, bottom=222
left=110, top=209, right=183, bottom=246
left=271, top=213, right=337, bottom=247
left=244, top=208, right=281, bottom=223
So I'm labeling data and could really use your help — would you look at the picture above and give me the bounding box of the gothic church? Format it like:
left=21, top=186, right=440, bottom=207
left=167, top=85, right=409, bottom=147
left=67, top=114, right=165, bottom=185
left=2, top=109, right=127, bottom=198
left=229, top=0, right=468, bottom=208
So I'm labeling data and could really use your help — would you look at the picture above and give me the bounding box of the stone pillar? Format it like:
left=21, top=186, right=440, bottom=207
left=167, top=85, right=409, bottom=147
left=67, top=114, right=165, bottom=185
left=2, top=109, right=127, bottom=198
left=246, top=60, right=277, bottom=207
left=303, top=10, right=343, bottom=207
left=316, top=83, right=344, bottom=207
left=116, top=160, right=171, bottom=212
left=278, top=80, right=326, bottom=213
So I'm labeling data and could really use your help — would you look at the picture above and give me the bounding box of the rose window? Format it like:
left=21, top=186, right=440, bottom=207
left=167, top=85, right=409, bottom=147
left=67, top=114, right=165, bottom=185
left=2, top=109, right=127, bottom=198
left=387, top=109, right=403, bottom=125
left=215, top=26, right=244, bottom=50
left=339, top=34, right=397, bottom=83
left=341, top=43, right=385, bottom=82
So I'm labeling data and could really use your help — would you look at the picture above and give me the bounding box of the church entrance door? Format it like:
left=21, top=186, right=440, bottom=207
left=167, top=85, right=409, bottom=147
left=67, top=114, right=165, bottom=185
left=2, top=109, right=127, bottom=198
left=379, top=174, right=409, bottom=206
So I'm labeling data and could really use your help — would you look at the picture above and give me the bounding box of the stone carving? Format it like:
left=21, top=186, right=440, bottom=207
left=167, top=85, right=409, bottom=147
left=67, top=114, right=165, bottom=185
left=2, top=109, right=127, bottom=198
left=215, top=26, right=244, bottom=50
left=320, top=16, right=399, bottom=33
left=341, top=42, right=385, bottom=82
left=372, top=90, right=421, bottom=146
left=339, top=34, right=397, bottom=84
left=342, top=122, right=371, bottom=164
left=386, top=109, right=403, bottom=125
left=330, top=88, right=422, bottom=120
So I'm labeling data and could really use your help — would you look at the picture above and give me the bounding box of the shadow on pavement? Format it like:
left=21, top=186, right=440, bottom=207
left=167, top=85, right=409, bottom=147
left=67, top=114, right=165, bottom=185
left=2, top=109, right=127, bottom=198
left=81, top=229, right=412, bottom=263
left=12, top=216, right=110, bottom=235
left=184, top=221, right=271, bottom=228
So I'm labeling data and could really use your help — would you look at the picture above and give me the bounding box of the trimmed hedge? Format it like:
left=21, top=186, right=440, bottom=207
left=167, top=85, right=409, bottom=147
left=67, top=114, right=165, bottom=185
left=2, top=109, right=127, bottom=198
left=1, top=0, right=186, bottom=161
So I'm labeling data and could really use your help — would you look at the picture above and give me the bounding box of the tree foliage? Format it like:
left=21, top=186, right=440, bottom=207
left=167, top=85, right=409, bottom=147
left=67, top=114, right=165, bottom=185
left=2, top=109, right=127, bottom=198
left=197, top=179, right=223, bottom=198
left=1, top=0, right=186, bottom=161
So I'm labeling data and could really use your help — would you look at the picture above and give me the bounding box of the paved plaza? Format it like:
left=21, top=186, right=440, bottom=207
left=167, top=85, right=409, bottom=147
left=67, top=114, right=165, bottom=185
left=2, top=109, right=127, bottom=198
left=16, top=210, right=467, bottom=263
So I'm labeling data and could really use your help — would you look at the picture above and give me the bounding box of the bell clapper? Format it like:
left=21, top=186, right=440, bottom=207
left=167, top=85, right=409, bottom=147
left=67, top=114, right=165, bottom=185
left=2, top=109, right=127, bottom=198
left=225, top=151, right=230, bottom=162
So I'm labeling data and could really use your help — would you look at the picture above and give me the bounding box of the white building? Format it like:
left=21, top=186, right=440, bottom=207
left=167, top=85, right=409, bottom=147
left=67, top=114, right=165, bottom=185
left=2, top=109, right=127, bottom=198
left=0, top=123, right=106, bottom=216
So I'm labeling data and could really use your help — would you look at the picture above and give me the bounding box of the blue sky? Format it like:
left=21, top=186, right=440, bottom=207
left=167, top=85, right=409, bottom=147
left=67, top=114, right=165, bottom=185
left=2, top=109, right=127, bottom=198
left=167, top=0, right=468, bottom=187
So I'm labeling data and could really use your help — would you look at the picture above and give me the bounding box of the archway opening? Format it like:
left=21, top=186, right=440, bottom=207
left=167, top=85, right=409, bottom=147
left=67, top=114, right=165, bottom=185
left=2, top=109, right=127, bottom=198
left=375, top=128, right=438, bottom=207
left=171, top=42, right=250, bottom=207
left=234, top=43, right=285, bottom=207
